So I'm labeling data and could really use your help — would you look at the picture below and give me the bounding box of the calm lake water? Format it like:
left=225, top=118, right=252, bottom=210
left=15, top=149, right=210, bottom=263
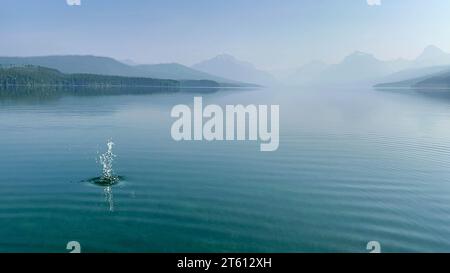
left=1, top=86, right=450, bottom=253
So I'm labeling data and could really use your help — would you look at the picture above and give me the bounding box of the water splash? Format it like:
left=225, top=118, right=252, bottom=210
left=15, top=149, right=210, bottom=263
left=99, top=140, right=116, bottom=180
left=97, top=140, right=118, bottom=212
left=82, top=140, right=123, bottom=212
left=89, top=140, right=121, bottom=186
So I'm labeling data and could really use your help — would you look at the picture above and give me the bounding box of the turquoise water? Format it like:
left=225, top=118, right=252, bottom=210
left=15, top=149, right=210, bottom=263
left=2, top=86, right=450, bottom=253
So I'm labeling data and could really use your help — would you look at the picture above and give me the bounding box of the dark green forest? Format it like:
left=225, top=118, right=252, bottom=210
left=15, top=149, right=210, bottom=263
left=0, top=65, right=186, bottom=88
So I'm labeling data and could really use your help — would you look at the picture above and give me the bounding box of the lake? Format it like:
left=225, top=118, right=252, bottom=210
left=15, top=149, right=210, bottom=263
left=1, top=86, right=450, bottom=253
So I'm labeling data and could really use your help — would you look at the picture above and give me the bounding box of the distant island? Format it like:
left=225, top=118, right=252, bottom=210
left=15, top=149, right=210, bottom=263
left=0, top=65, right=221, bottom=89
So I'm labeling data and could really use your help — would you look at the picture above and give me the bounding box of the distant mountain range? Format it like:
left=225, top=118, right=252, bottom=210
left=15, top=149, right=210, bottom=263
left=192, top=54, right=278, bottom=86
left=287, top=45, right=450, bottom=86
left=286, top=51, right=398, bottom=85
left=372, top=46, right=450, bottom=89
left=321, top=51, right=398, bottom=84
left=0, top=55, right=257, bottom=87
left=2, top=45, right=450, bottom=89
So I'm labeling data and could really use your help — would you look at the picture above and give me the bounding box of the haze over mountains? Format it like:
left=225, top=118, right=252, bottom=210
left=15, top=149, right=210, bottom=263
left=0, top=55, right=251, bottom=87
left=1, top=45, right=450, bottom=88
left=285, top=45, right=450, bottom=86
left=192, top=54, right=278, bottom=86
left=414, top=45, right=450, bottom=67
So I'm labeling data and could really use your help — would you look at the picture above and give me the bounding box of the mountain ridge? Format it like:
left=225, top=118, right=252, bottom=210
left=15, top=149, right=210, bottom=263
left=0, top=55, right=255, bottom=87
left=288, top=45, right=450, bottom=85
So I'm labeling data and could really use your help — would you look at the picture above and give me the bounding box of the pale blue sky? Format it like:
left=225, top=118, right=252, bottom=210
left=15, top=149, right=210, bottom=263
left=0, top=0, right=449, bottom=69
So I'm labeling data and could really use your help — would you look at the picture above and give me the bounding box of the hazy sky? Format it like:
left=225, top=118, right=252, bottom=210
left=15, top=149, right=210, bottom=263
left=1, top=0, right=449, bottom=70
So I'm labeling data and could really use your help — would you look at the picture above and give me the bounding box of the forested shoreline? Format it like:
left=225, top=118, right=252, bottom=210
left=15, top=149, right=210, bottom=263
left=0, top=65, right=220, bottom=88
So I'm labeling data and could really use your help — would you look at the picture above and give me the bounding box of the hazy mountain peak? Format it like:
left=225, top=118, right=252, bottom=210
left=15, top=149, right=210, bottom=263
left=344, top=51, right=376, bottom=61
left=414, top=45, right=450, bottom=67
left=192, top=55, right=277, bottom=86
left=203, top=54, right=256, bottom=69
left=213, top=53, right=239, bottom=62
left=297, top=51, right=391, bottom=85
left=417, top=45, right=447, bottom=59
